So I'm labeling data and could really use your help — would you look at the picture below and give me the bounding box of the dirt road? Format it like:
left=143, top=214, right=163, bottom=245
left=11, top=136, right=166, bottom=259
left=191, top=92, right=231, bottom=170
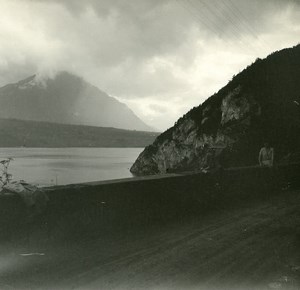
left=1, top=190, right=299, bottom=290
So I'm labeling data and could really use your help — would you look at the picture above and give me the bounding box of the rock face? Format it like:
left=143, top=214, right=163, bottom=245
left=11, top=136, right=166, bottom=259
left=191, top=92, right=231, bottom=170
left=0, top=72, right=153, bottom=131
left=131, top=44, right=300, bottom=175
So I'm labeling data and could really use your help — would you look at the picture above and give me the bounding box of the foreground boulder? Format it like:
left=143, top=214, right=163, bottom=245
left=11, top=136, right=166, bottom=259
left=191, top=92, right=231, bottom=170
left=1, top=181, right=48, bottom=217
left=131, top=44, right=300, bottom=175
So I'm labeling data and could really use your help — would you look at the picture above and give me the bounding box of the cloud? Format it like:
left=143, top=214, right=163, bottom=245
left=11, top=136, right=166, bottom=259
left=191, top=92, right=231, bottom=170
left=0, top=0, right=299, bottom=130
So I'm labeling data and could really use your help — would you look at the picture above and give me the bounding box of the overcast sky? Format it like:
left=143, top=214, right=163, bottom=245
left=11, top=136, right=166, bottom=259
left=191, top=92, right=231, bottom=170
left=0, top=0, right=299, bottom=130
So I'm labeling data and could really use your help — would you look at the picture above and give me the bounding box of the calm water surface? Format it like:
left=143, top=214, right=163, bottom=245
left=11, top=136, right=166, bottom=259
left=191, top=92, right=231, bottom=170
left=0, top=148, right=143, bottom=186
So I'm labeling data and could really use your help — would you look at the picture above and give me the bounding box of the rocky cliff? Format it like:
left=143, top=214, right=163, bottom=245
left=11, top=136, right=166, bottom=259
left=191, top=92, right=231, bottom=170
left=131, top=44, right=300, bottom=175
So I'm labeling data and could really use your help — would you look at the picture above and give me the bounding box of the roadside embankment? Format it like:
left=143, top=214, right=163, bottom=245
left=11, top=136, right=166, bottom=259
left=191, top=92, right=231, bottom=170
left=0, top=163, right=299, bottom=242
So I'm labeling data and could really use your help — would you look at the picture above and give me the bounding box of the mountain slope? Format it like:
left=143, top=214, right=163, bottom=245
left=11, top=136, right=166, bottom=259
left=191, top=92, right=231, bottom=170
left=0, top=118, right=158, bottom=148
left=0, top=72, right=153, bottom=131
left=131, top=44, right=300, bottom=175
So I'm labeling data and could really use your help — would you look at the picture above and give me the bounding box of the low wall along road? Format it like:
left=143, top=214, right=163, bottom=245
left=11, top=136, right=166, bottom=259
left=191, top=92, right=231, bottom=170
left=0, top=163, right=299, bottom=242
left=0, top=163, right=299, bottom=289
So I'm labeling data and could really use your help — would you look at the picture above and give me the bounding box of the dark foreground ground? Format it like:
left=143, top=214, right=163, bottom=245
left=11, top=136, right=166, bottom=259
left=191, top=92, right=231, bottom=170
left=0, top=166, right=300, bottom=289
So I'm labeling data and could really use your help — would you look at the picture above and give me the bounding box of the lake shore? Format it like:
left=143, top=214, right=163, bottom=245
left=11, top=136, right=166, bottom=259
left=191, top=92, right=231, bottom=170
left=0, top=164, right=300, bottom=289
left=0, top=147, right=143, bottom=186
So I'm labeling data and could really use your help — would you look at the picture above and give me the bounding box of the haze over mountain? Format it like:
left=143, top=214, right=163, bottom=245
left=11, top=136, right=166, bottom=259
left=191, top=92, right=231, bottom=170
left=1, top=1, right=299, bottom=130
left=0, top=72, right=153, bottom=132
left=131, top=44, right=300, bottom=175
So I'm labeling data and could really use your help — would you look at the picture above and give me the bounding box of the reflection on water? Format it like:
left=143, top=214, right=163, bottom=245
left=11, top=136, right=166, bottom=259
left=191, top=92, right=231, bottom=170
left=0, top=148, right=143, bottom=186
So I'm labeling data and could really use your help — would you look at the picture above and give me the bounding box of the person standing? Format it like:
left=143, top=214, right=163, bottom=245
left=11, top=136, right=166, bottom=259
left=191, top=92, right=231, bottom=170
left=259, top=142, right=274, bottom=167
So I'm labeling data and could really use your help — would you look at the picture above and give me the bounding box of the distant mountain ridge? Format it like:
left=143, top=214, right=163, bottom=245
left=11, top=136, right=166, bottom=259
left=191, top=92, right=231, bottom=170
left=0, top=118, right=158, bottom=147
left=131, top=44, right=300, bottom=175
left=0, top=72, right=153, bottom=131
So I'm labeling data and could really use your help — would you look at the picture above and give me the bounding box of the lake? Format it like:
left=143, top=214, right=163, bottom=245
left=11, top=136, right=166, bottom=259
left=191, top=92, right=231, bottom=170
left=0, top=148, right=143, bottom=186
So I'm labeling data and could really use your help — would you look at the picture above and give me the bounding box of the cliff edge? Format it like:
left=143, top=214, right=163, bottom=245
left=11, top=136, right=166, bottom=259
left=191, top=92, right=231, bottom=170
left=131, top=44, right=300, bottom=175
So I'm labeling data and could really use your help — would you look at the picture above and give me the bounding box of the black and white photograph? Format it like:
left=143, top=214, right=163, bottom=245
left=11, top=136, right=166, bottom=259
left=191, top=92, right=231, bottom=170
left=0, top=0, right=299, bottom=289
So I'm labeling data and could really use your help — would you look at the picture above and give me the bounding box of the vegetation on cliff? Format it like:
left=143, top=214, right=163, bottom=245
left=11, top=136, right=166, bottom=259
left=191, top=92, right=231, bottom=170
left=131, top=44, right=300, bottom=175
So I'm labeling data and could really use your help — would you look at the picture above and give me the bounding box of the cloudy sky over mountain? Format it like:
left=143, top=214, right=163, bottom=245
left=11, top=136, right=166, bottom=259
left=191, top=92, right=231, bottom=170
left=0, top=0, right=299, bottom=130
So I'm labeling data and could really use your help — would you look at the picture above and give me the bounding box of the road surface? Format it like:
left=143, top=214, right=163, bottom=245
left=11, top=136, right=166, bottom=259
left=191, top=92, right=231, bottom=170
left=0, top=190, right=299, bottom=290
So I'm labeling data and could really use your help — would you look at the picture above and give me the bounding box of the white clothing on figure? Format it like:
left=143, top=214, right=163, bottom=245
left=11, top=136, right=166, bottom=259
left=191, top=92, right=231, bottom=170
left=259, top=147, right=274, bottom=167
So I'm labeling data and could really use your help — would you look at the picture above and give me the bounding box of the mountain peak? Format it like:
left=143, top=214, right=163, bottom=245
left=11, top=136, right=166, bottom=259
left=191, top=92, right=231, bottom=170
left=0, top=71, right=153, bottom=131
